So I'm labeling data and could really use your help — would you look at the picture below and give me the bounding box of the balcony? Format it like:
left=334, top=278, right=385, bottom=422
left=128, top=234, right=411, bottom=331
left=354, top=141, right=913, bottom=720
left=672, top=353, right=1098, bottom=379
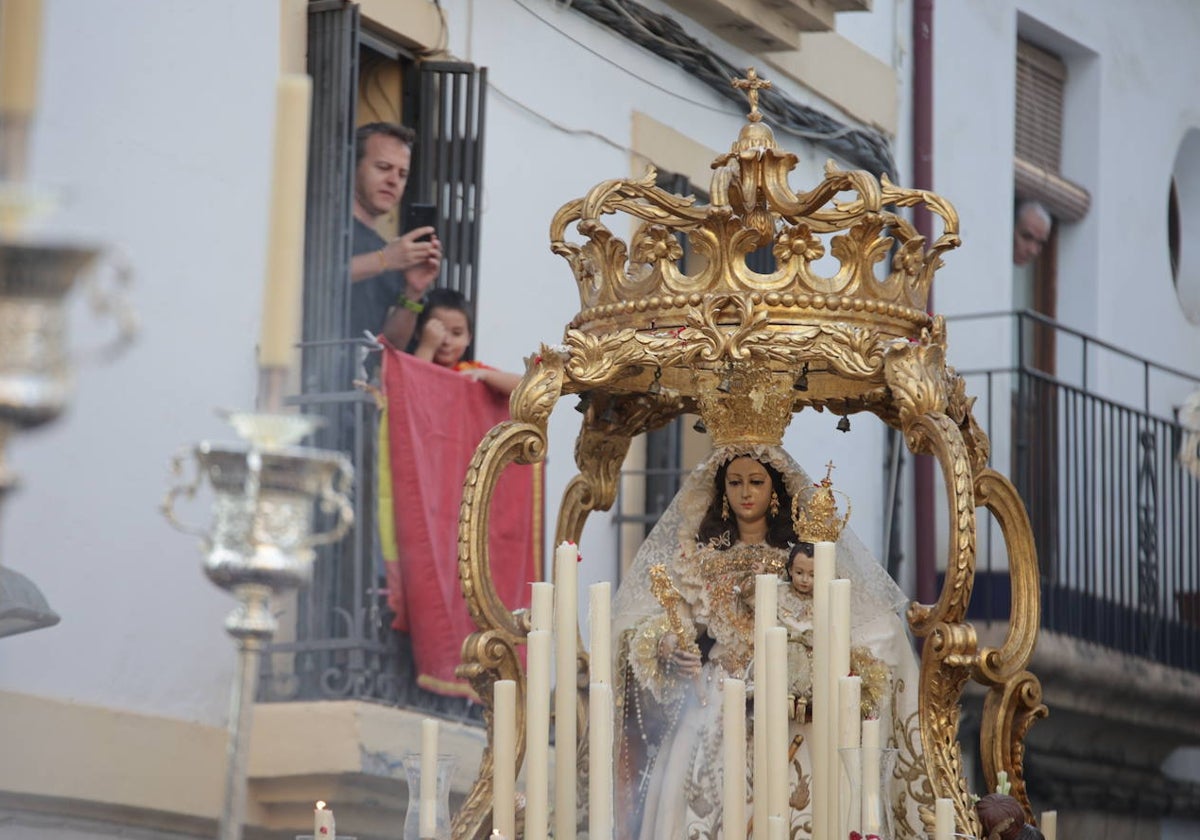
left=951, top=310, right=1200, bottom=675
left=950, top=310, right=1200, bottom=825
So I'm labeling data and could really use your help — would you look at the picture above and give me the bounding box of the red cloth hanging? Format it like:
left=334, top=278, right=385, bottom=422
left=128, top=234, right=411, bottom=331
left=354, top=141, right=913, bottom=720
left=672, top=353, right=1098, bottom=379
left=381, top=345, right=539, bottom=698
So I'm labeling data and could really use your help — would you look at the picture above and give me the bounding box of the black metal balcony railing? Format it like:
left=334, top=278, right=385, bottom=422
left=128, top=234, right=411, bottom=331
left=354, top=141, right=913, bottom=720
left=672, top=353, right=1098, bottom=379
left=257, top=338, right=482, bottom=723
left=954, top=311, right=1200, bottom=674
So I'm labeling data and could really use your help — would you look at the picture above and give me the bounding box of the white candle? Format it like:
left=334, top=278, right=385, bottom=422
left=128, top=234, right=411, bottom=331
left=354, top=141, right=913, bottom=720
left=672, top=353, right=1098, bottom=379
left=810, top=542, right=835, bottom=840
left=766, top=626, right=788, bottom=823
left=860, top=717, right=883, bottom=834
left=723, top=678, right=747, bottom=840
left=589, top=582, right=612, bottom=685
left=838, top=675, right=863, bottom=839
left=554, top=542, right=579, bottom=840
left=934, top=797, right=954, bottom=840
left=828, top=578, right=852, bottom=828
left=588, top=682, right=614, bottom=840
left=313, top=801, right=335, bottom=838
left=420, top=718, right=439, bottom=838
left=752, top=573, right=777, bottom=840
left=767, top=815, right=786, bottom=840
left=530, top=581, right=554, bottom=632
left=525, top=629, right=551, bottom=840
left=259, top=73, right=312, bottom=368
left=1041, top=810, right=1057, bottom=840
left=493, top=680, right=517, bottom=840
left=0, top=0, right=42, bottom=115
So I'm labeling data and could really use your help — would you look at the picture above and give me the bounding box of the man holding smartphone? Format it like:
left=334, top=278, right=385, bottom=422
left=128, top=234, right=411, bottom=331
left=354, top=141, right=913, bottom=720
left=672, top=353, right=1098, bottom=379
left=349, top=122, right=443, bottom=348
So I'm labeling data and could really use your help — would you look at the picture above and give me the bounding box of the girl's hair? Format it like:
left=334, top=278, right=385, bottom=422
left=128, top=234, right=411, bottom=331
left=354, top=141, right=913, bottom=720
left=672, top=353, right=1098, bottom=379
left=786, top=540, right=815, bottom=573
left=411, top=288, right=475, bottom=361
left=695, top=457, right=797, bottom=549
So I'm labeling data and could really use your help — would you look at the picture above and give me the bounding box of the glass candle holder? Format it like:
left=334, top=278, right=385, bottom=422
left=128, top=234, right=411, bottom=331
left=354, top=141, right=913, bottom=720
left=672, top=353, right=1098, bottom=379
left=840, top=746, right=899, bottom=840
left=402, top=752, right=457, bottom=840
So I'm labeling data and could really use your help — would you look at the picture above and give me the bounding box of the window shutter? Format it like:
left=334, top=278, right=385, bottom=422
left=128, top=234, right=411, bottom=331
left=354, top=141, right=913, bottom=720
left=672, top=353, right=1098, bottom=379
left=303, top=0, right=360, bottom=409
left=1013, top=39, right=1090, bottom=222
left=1015, top=40, right=1065, bottom=172
left=414, top=61, right=487, bottom=316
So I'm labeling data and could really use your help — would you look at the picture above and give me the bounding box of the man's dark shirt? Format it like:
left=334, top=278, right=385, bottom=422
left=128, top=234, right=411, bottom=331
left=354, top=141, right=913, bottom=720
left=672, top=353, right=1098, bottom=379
left=351, top=218, right=407, bottom=339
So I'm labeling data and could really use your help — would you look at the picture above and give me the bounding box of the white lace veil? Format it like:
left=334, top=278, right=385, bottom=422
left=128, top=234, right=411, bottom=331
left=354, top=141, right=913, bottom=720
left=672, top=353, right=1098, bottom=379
left=611, top=443, right=911, bottom=656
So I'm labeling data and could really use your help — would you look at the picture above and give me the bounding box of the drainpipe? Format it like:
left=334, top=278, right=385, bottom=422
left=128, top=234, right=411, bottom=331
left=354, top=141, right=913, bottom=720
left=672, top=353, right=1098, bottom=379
left=912, top=0, right=937, bottom=604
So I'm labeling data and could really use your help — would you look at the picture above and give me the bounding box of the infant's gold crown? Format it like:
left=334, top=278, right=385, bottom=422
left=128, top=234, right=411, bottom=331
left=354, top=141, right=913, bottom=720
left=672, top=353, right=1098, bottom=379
left=793, top=462, right=852, bottom=543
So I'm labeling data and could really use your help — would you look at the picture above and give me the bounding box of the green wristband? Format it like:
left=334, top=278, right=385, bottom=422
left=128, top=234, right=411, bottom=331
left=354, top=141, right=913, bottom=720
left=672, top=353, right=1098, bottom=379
left=397, top=295, right=424, bottom=314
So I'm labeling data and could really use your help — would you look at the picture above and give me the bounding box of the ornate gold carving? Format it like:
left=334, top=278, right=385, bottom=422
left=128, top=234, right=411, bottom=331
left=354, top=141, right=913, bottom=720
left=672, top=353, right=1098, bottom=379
left=980, top=671, right=1048, bottom=823
left=973, top=469, right=1047, bottom=819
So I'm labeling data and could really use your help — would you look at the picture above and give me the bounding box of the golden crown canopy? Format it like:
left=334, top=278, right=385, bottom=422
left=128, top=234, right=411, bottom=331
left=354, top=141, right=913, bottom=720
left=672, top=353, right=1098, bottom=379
left=551, top=69, right=962, bottom=411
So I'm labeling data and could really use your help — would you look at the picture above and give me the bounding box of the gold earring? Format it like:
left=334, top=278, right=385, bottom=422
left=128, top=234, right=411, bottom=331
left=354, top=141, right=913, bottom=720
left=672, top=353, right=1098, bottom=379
left=722, top=495, right=730, bottom=520
left=769, top=491, right=780, bottom=517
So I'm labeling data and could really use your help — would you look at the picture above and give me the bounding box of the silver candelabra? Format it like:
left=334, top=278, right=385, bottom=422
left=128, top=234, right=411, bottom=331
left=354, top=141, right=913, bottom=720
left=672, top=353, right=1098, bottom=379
left=163, top=410, right=354, bottom=840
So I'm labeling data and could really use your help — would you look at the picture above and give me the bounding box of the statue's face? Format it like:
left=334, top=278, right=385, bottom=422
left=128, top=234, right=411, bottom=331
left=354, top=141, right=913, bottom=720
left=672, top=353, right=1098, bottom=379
left=724, top=457, right=773, bottom=530
left=790, top=554, right=814, bottom=596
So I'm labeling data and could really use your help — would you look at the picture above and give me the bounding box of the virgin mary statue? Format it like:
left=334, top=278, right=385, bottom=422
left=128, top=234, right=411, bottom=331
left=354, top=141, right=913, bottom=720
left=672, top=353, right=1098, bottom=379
left=611, top=386, right=925, bottom=840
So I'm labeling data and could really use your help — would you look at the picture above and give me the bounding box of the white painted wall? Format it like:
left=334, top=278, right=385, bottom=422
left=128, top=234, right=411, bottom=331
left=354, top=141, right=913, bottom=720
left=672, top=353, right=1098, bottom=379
left=1, top=0, right=278, bottom=725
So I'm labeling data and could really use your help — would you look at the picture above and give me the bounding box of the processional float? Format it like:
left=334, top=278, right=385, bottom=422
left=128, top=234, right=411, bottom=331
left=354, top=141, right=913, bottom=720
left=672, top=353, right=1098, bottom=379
left=450, top=72, right=1047, bottom=840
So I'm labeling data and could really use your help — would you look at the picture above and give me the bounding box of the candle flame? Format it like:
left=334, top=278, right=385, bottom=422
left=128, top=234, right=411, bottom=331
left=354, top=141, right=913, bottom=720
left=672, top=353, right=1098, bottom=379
left=316, top=801, right=327, bottom=810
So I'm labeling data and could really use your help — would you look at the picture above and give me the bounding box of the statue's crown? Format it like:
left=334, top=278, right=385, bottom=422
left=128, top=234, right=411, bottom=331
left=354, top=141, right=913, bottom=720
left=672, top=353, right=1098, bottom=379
left=697, top=364, right=794, bottom=447
left=793, top=462, right=852, bottom=543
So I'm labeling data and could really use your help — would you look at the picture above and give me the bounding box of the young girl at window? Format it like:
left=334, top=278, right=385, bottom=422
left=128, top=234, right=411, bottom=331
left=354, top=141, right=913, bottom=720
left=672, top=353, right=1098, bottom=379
left=412, top=288, right=521, bottom=396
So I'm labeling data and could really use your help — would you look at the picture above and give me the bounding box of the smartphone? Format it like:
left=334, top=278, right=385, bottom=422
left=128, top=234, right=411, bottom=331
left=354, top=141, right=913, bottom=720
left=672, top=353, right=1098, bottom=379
left=404, top=203, right=437, bottom=242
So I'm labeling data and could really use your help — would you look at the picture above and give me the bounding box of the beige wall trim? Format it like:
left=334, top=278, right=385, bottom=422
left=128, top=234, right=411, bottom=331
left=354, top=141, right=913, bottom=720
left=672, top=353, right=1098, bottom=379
left=630, top=111, right=722, bottom=190
left=0, top=689, right=228, bottom=831
left=248, top=701, right=489, bottom=836
left=0, top=691, right=493, bottom=840
left=357, top=0, right=445, bottom=57
left=765, top=31, right=898, bottom=137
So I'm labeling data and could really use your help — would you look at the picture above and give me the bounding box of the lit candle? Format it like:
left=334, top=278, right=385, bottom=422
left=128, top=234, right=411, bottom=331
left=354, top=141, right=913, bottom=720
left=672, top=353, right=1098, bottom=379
left=752, top=573, right=777, bottom=840
left=530, top=581, right=554, bottom=632
left=589, top=581, right=612, bottom=685
left=420, top=718, right=439, bottom=838
left=554, top=541, right=579, bottom=840
left=1041, top=810, right=1057, bottom=840
left=810, top=542, right=835, bottom=840
left=525, top=629, right=551, bottom=840
left=0, top=0, right=42, bottom=115
left=722, top=678, right=747, bottom=840
left=766, top=626, right=788, bottom=823
left=493, top=680, right=517, bottom=840
left=258, top=73, right=312, bottom=369
left=588, top=682, right=614, bottom=840
left=860, top=717, right=883, bottom=834
left=828, top=578, right=852, bottom=827
left=934, top=797, right=954, bottom=840
left=838, top=675, right=862, bottom=839
left=313, top=801, right=335, bottom=838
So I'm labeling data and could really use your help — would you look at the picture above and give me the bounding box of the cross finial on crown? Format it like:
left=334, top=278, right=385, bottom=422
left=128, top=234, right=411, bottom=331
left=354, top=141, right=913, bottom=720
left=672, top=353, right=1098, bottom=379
left=732, top=67, right=772, bottom=123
